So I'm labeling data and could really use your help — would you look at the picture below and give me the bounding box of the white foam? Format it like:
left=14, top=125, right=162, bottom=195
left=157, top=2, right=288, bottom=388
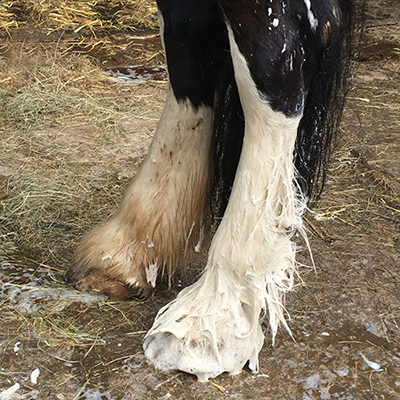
left=13, top=342, right=20, bottom=354
left=0, top=383, right=20, bottom=400
left=79, top=389, right=113, bottom=400
left=335, top=368, right=349, bottom=377
left=30, top=368, right=40, bottom=385
left=360, top=353, right=381, bottom=371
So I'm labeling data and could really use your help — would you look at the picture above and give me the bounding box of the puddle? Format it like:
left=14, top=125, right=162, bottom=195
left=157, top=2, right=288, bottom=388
left=76, top=33, right=167, bottom=83
left=71, top=33, right=164, bottom=67
left=0, top=256, right=52, bottom=287
left=77, top=389, right=113, bottom=400
left=358, top=42, right=400, bottom=61
left=105, top=64, right=167, bottom=84
left=0, top=255, right=105, bottom=315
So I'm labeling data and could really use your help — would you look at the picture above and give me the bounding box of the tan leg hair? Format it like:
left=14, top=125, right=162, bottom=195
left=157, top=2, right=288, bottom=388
left=72, top=89, right=214, bottom=290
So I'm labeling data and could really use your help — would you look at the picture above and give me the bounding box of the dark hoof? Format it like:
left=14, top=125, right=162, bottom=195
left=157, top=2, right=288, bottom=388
left=64, top=265, right=94, bottom=286
left=67, top=271, right=152, bottom=301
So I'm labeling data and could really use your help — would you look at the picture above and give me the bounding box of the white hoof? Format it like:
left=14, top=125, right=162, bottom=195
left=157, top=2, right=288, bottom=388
left=144, top=328, right=263, bottom=382
left=143, top=276, right=265, bottom=381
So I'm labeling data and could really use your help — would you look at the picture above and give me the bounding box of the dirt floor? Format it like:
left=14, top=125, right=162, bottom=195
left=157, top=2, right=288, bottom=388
left=0, top=1, right=399, bottom=399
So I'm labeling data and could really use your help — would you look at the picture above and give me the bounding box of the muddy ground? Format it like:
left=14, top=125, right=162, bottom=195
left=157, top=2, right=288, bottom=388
left=0, top=1, right=399, bottom=399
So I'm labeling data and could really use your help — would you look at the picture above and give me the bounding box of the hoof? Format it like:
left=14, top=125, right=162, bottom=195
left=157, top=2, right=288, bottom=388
left=144, top=321, right=263, bottom=382
left=66, top=271, right=152, bottom=300
left=64, top=265, right=94, bottom=286
left=143, top=275, right=264, bottom=381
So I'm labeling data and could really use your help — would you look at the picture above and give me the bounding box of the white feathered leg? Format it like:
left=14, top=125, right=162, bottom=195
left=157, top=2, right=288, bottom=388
left=143, top=25, right=307, bottom=381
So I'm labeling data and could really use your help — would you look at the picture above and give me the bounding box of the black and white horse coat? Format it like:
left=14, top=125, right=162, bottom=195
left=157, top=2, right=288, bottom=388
left=66, top=0, right=353, bottom=381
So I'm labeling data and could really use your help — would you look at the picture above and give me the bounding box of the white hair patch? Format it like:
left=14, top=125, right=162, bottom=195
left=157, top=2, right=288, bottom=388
left=146, top=263, right=158, bottom=288
left=303, top=0, right=319, bottom=31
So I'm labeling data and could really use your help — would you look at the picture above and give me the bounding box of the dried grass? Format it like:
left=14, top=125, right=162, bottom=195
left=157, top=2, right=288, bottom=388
left=309, top=67, right=400, bottom=250
left=1, top=278, right=150, bottom=348
left=0, top=0, right=158, bottom=34
left=0, top=39, right=164, bottom=268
